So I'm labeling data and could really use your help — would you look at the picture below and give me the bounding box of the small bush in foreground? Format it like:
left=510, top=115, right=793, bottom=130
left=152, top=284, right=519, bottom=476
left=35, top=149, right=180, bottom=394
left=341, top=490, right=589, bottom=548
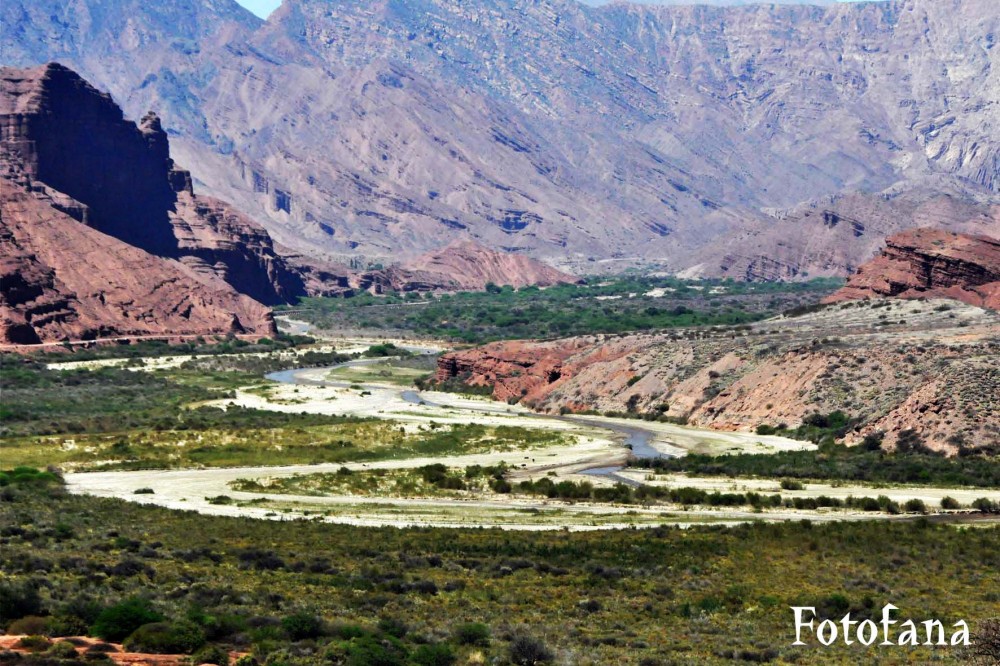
left=91, top=598, right=164, bottom=642
left=123, top=621, right=206, bottom=654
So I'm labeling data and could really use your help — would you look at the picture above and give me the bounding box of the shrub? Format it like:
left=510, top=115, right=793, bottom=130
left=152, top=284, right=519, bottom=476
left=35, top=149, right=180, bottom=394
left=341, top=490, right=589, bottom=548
left=904, top=499, right=927, bottom=514
left=123, top=621, right=206, bottom=654
left=780, top=479, right=804, bottom=491
left=941, top=496, right=961, bottom=510
left=376, top=617, right=407, bottom=639
left=410, top=643, right=456, bottom=666
left=323, top=635, right=407, bottom=666
left=973, top=498, right=999, bottom=513
left=190, top=644, right=230, bottom=666
left=7, top=616, right=50, bottom=636
left=15, top=636, right=52, bottom=652
left=91, top=598, right=164, bottom=642
left=280, top=612, right=323, bottom=641
left=508, top=631, right=553, bottom=665
left=47, top=641, right=79, bottom=659
left=86, top=644, right=117, bottom=655
left=453, top=622, right=490, bottom=646
left=0, top=579, right=43, bottom=625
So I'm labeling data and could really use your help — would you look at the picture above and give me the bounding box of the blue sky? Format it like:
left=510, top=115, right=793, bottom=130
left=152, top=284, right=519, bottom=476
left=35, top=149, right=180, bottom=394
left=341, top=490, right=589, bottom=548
left=235, top=0, right=856, bottom=20
left=237, top=0, right=281, bottom=19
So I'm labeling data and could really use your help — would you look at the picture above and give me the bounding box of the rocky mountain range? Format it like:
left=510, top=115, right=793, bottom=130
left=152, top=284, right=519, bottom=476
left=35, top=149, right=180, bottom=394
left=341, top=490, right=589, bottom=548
left=0, top=62, right=571, bottom=345
left=2, top=0, right=997, bottom=275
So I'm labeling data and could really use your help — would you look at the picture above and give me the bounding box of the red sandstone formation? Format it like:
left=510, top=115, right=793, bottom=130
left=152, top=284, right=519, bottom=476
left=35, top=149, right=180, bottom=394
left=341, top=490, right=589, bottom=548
left=402, top=239, right=577, bottom=290
left=824, top=228, right=1000, bottom=309
left=436, top=301, right=999, bottom=453
left=0, top=172, right=274, bottom=344
left=0, top=63, right=307, bottom=306
left=0, top=63, right=281, bottom=344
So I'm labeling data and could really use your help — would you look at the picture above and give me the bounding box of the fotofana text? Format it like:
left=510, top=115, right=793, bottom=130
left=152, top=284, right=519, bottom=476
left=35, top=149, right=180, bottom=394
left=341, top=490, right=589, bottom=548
left=792, top=604, right=969, bottom=647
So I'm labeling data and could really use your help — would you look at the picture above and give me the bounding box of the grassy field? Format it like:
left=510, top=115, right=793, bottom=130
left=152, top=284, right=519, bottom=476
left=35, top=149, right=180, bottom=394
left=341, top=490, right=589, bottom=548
left=2, top=422, right=570, bottom=472
left=1, top=479, right=997, bottom=665
left=281, top=277, right=842, bottom=343
left=326, top=356, right=438, bottom=387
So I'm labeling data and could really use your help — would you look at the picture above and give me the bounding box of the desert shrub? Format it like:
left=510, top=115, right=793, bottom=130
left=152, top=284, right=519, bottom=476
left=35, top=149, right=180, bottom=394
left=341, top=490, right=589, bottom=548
left=15, top=636, right=52, bottom=653
left=904, top=499, right=927, bottom=514
left=91, top=598, right=163, bottom=642
left=973, top=498, right=999, bottom=513
left=190, top=644, right=230, bottom=666
left=0, top=579, right=43, bottom=625
left=8, top=616, right=50, bottom=636
left=966, top=618, right=1000, bottom=666
left=280, top=612, right=322, bottom=641
left=941, top=496, right=961, bottom=510
left=410, top=643, right=456, bottom=666
left=780, top=479, right=804, bottom=491
left=508, top=631, right=553, bottom=665
left=46, top=642, right=79, bottom=659
left=123, top=621, right=206, bottom=654
left=323, top=635, right=407, bottom=666
left=376, top=617, right=407, bottom=639
left=85, top=644, right=117, bottom=655
left=453, top=622, right=490, bottom=646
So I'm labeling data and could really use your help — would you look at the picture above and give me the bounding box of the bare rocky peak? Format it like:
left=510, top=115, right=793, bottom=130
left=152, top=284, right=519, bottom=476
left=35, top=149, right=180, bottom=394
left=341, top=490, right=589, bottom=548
left=1, top=0, right=998, bottom=274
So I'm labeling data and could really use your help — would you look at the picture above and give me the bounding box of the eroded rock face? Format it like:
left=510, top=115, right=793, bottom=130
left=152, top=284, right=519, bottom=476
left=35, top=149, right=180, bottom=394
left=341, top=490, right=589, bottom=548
left=436, top=300, right=1000, bottom=453
left=0, top=167, right=275, bottom=344
left=0, top=63, right=306, bottom=305
left=401, top=240, right=577, bottom=291
left=686, top=186, right=1000, bottom=281
left=824, top=228, right=1000, bottom=309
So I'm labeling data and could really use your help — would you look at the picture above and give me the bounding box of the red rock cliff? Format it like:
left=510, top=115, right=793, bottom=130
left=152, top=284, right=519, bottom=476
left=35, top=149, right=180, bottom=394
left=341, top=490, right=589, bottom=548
left=824, top=228, right=1000, bottom=309
left=0, top=62, right=306, bottom=305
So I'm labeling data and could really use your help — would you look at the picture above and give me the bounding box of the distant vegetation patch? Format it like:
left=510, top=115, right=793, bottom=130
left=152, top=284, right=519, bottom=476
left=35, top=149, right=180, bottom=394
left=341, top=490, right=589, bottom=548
left=631, top=441, right=1000, bottom=488
left=281, top=277, right=842, bottom=343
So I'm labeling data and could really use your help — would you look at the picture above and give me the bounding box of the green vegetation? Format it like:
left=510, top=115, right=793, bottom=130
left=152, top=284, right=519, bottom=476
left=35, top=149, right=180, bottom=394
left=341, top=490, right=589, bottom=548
left=754, top=410, right=858, bottom=445
left=512, top=478, right=938, bottom=514
left=631, top=441, right=1000, bottom=488
left=1, top=476, right=996, bottom=664
left=3, top=418, right=569, bottom=471
left=231, top=464, right=513, bottom=498
left=282, top=277, right=842, bottom=343
left=328, top=355, right=437, bottom=387
left=15, top=334, right=316, bottom=364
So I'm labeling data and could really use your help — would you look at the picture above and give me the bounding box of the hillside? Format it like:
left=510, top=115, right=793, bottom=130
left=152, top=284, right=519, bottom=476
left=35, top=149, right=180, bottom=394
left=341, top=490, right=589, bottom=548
left=437, top=299, right=1000, bottom=453
left=3, top=0, right=997, bottom=272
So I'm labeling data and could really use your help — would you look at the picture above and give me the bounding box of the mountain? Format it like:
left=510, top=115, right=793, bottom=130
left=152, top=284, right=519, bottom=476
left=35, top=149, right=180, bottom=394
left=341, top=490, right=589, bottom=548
left=3, top=0, right=997, bottom=274
left=824, top=228, right=1000, bottom=309
left=684, top=183, right=1000, bottom=280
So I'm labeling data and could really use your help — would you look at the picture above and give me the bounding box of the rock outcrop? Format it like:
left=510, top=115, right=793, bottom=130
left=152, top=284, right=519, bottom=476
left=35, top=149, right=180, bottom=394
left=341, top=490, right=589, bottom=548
left=824, top=228, right=1000, bottom=310
left=0, top=63, right=307, bottom=305
left=0, top=63, right=288, bottom=343
left=0, top=165, right=275, bottom=344
left=436, top=299, right=1000, bottom=453
left=686, top=185, right=1000, bottom=281
left=401, top=240, right=577, bottom=291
